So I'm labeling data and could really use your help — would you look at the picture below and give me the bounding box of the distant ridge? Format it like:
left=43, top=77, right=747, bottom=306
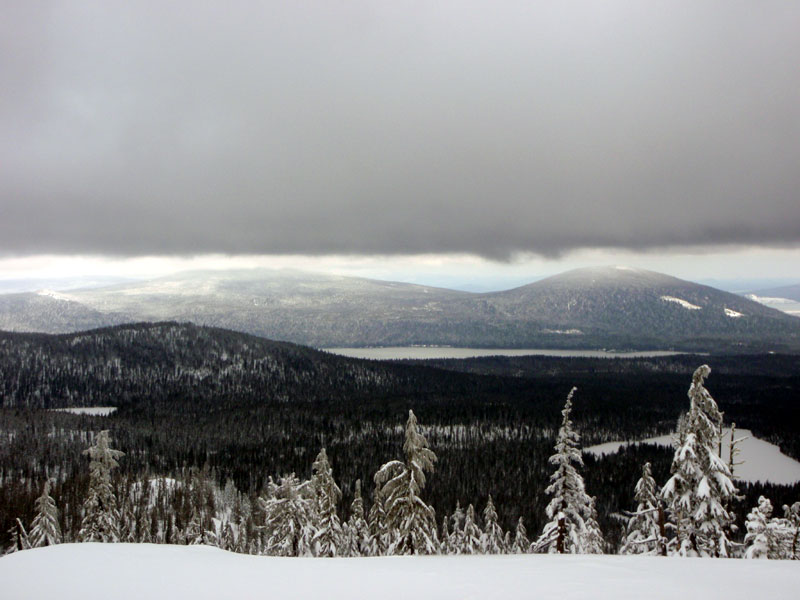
left=1, top=266, right=798, bottom=352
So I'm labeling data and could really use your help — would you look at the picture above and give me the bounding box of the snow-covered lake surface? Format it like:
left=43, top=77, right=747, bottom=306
left=585, top=428, right=800, bottom=485
left=50, top=407, right=118, bottom=416
left=324, top=347, right=683, bottom=360
left=2, top=544, right=798, bottom=600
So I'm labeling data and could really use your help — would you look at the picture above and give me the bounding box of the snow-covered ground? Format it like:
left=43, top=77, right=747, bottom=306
left=1, top=544, right=798, bottom=600
left=585, top=428, right=800, bottom=485
left=50, top=407, right=117, bottom=416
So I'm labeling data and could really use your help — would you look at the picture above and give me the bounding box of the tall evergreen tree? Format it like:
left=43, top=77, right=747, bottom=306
left=310, top=448, right=343, bottom=557
left=374, top=409, right=439, bottom=555
left=534, top=387, right=603, bottom=554
left=481, top=495, right=506, bottom=554
left=512, top=517, right=530, bottom=554
left=366, top=483, right=388, bottom=556
left=79, top=430, right=124, bottom=543
left=661, top=365, right=737, bottom=557
left=29, top=479, right=61, bottom=547
left=460, top=504, right=483, bottom=554
left=621, top=463, right=663, bottom=555
left=448, top=502, right=466, bottom=554
left=259, top=474, right=315, bottom=557
left=345, top=479, right=369, bottom=557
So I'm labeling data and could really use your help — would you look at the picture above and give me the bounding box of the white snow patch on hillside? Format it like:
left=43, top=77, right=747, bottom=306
left=2, top=544, right=799, bottom=600
left=35, top=289, right=74, bottom=302
left=724, top=308, right=744, bottom=318
left=660, top=296, right=702, bottom=310
left=585, top=428, right=800, bottom=485
left=541, top=328, right=584, bottom=335
left=51, top=406, right=117, bottom=416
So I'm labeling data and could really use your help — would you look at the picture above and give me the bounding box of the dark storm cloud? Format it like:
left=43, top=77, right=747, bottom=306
left=2, top=1, right=799, bottom=259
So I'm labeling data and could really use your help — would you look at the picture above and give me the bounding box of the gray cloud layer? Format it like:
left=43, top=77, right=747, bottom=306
left=2, top=1, right=799, bottom=259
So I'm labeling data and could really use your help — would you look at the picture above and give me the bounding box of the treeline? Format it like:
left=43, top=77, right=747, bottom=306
left=7, top=374, right=799, bottom=559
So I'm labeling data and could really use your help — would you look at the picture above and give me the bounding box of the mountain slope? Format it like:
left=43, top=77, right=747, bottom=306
left=0, top=267, right=798, bottom=351
left=480, top=266, right=798, bottom=347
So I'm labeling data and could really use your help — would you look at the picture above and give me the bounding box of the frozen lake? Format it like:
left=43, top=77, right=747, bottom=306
left=323, top=347, right=683, bottom=360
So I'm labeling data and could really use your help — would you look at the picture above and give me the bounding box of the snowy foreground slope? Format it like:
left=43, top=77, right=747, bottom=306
left=2, top=544, right=799, bottom=600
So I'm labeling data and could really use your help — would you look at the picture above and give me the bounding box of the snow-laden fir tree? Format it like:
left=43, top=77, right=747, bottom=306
left=460, top=504, right=483, bottom=554
left=345, top=479, right=370, bottom=557
left=440, top=515, right=451, bottom=554
left=481, top=495, right=506, bottom=554
left=447, top=501, right=466, bottom=554
left=184, top=508, right=205, bottom=545
left=785, top=502, right=800, bottom=560
left=660, top=365, right=737, bottom=557
left=374, top=409, right=439, bottom=555
left=259, top=474, right=315, bottom=556
left=621, top=462, right=664, bottom=555
left=512, top=517, right=531, bottom=554
left=744, top=496, right=778, bottom=559
left=366, top=483, right=388, bottom=556
left=310, top=448, right=343, bottom=557
left=79, top=430, right=124, bottom=543
left=744, top=497, right=800, bottom=560
left=29, top=479, right=61, bottom=547
left=534, top=387, right=603, bottom=554
left=4, top=519, right=31, bottom=555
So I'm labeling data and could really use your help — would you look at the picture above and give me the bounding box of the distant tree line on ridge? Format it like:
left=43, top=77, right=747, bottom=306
left=6, top=366, right=799, bottom=559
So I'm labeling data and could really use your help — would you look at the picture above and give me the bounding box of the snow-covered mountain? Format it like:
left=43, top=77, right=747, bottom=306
left=0, top=266, right=798, bottom=351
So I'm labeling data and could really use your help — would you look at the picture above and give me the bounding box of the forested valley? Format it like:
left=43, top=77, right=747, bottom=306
left=2, top=323, right=799, bottom=556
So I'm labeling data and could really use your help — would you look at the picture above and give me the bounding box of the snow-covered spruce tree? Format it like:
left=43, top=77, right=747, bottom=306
left=744, top=496, right=778, bottom=559
left=744, top=497, right=800, bottom=560
left=184, top=508, right=205, bottom=545
left=366, top=483, right=388, bottom=556
left=29, top=479, right=61, bottom=547
left=660, top=365, right=737, bottom=557
left=345, top=479, right=370, bottom=557
left=374, top=409, right=438, bottom=555
left=440, top=515, right=451, bottom=554
left=79, top=430, right=124, bottom=543
left=448, top=501, right=466, bottom=554
left=534, top=387, right=603, bottom=554
left=481, top=495, right=506, bottom=554
left=785, top=502, right=800, bottom=560
left=4, top=519, right=31, bottom=555
left=621, top=462, right=664, bottom=555
left=259, top=474, right=315, bottom=556
left=310, top=448, right=343, bottom=557
left=512, top=517, right=531, bottom=554
left=460, top=504, right=483, bottom=554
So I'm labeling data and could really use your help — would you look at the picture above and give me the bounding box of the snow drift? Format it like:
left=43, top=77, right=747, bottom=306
left=1, top=543, right=799, bottom=600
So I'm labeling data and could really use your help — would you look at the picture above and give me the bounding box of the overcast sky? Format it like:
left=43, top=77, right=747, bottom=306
left=1, top=1, right=799, bottom=285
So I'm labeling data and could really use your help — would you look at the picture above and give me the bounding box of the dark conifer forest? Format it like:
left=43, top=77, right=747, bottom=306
left=1, top=322, right=799, bottom=552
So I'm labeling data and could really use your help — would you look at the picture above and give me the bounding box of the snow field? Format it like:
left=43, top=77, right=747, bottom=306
left=585, top=428, right=800, bottom=485
left=2, top=544, right=800, bottom=600
left=50, top=406, right=118, bottom=416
